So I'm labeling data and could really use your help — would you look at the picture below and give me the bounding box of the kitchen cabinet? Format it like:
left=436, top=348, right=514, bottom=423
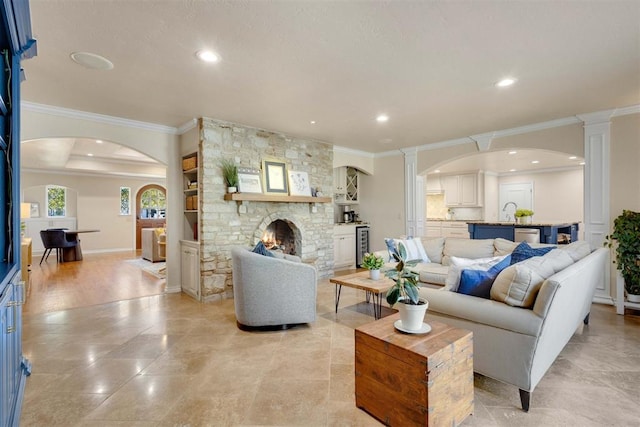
left=334, top=167, right=359, bottom=205
left=180, top=240, right=200, bottom=300
left=334, top=225, right=356, bottom=269
left=443, top=172, right=483, bottom=207
left=24, top=218, right=78, bottom=252
left=425, top=175, right=443, bottom=194
left=441, top=221, right=470, bottom=239
left=425, top=221, right=442, bottom=238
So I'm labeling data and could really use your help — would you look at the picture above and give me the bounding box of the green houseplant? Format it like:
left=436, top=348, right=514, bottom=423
left=362, top=252, right=385, bottom=280
left=514, top=208, right=534, bottom=224
left=604, top=210, right=640, bottom=301
left=385, top=244, right=428, bottom=331
left=219, top=159, right=239, bottom=193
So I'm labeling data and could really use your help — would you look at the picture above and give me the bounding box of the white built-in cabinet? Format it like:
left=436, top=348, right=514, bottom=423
left=23, top=218, right=78, bottom=253
left=334, top=167, right=359, bottom=204
left=442, top=172, right=484, bottom=207
left=333, top=225, right=356, bottom=269
left=180, top=240, right=200, bottom=300
left=425, top=221, right=470, bottom=239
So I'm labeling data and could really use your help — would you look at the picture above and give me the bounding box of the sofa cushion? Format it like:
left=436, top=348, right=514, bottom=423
left=510, top=241, right=555, bottom=264
left=415, top=263, right=449, bottom=286
left=444, top=255, right=507, bottom=291
left=457, top=256, right=512, bottom=298
left=559, top=240, right=591, bottom=262
left=494, top=238, right=517, bottom=256
left=422, top=237, right=445, bottom=264
left=442, top=238, right=496, bottom=266
left=491, top=250, right=573, bottom=308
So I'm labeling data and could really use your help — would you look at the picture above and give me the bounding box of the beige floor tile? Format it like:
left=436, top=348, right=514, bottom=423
left=21, top=392, right=108, bottom=427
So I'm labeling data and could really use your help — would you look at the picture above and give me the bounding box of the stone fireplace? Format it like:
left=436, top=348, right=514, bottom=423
left=258, top=218, right=301, bottom=256
left=195, top=117, right=335, bottom=302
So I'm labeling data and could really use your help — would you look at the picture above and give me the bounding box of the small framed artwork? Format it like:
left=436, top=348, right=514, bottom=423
left=262, top=159, right=288, bottom=195
left=237, top=168, right=263, bottom=193
left=30, top=203, right=40, bottom=218
left=288, top=171, right=312, bottom=196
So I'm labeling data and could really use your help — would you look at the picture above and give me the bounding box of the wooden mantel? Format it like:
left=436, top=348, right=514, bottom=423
left=223, top=193, right=332, bottom=203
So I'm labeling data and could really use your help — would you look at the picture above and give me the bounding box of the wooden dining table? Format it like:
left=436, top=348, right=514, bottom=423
left=62, top=229, right=100, bottom=262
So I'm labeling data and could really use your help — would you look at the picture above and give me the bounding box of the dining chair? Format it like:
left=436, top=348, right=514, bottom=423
left=39, top=229, right=77, bottom=264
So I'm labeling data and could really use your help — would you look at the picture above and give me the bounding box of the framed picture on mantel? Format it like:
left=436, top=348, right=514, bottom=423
left=238, top=168, right=262, bottom=194
left=262, top=159, right=288, bottom=195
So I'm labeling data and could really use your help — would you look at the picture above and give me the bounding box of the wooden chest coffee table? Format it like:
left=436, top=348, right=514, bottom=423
left=355, top=313, right=474, bottom=426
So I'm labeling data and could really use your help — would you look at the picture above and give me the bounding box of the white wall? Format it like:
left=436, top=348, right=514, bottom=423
left=499, top=169, right=584, bottom=238
left=22, top=172, right=166, bottom=252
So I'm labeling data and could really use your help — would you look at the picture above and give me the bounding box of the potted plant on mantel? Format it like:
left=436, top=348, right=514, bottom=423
left=362, top=252, right=385, bottom=280
left=605, top=210, right=640, bottom=303
left=219, top=159, right=239, bottom=193
left=385, top=245, right=428, bottom=332
left=514, top=209, right=534, bottom=224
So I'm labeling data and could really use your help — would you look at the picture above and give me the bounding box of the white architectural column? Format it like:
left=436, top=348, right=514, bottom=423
left=579, top=110, right=613, bottom=304
left=402, top=148, right=418, bottom=237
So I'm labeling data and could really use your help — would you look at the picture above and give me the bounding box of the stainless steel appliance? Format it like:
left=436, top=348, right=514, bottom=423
left=356, top=225, right=370, bottom=267
left=343, top=205, right=355, bottom=223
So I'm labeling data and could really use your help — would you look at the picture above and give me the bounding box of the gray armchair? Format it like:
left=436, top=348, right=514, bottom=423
left=231, top=247, right=317, bottom=330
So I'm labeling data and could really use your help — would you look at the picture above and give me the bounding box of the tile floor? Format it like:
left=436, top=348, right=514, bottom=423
left=20, top=280, right=640, bottom=426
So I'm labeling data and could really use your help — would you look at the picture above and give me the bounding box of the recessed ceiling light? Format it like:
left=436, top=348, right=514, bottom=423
left=87, top=153, right=94, bottom=157
left=376, top=114, right=389, bottom=123
left=310, top=120, right=316, bottom=124
left=508, top=151, right=517, bottom=155
left=434, top=169, right=441, bottom=173
left=96, top=140, right=103, bottom=144
left=70, top=52, right=114, bottom=70
left=579, top=162, right=585, bottom=166
left=496, top=78, right=517, bottom=88
left=196, top=50, right=220, bottom=63
left=509, top=169, right=517, bottom=172
left=531, top=160, right=539, bottom=164
left=569, top=156, right=577, bottom=160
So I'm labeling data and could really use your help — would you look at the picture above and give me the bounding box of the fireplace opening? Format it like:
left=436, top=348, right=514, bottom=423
left=261, top=219, right=299, bottom=255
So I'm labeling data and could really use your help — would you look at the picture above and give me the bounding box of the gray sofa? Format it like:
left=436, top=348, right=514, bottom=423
left=419, top=244, right=608, bottom=411
left=231, top=247, right=317, bottom=329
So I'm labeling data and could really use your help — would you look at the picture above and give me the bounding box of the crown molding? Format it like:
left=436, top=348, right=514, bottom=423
left=177, top=118, right=198, bottom=134
left=498, top=165, right=584, bottom=177
left=612, top=104, right=640, bottom=117
left=22, top=101, right=180, bottom=135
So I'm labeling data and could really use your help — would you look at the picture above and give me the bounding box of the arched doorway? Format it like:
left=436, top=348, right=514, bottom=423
left=136, top=184, right=167, bottom=249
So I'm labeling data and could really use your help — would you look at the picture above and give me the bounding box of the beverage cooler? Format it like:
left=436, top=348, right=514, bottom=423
left=356, top=225, right=370, bottom=267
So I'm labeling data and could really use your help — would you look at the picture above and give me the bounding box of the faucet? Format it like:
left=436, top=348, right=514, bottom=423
left=502, top=202, right=518, bottom=222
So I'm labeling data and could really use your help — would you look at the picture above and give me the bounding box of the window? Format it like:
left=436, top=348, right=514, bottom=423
left=46, top=185, right=66, bottom=217
left=120, top=187, right=131, bottom=215
left=140, top=188, right=166, bottom=219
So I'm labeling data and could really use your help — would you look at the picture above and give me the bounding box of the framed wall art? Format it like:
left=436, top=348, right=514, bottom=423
left=287, top=170, right=311, bottom=196
left=262, top=159, right=288, bottom=195
left=237, top=168, right=263, bottom=193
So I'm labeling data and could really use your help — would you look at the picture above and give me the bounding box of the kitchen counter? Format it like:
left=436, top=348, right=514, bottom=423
left=334, top=221, right=369, bottom=226
left=467, top=222, right=579, bottom=244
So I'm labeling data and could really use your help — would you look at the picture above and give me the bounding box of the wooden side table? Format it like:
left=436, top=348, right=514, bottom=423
left=355, top=313, right=474, bottom=426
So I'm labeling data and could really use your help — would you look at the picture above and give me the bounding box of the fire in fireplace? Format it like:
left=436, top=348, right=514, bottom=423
left=261, top=219, right=299, bottom=255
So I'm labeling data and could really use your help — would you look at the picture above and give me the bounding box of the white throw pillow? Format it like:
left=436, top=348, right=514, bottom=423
left=395, top=237, right=430, bottom=263
left=444, top=255, right=507, bottom=292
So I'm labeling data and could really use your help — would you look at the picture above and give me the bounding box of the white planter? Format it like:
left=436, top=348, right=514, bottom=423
left=369, top=269, right=381, bottom=280
left=397, top=298, right=429, bottom=331
left=627, top=293, right=640, bottom=303
left=516, top=216, right=532, bottom=225
left=228, top=186, right=237, bottom=193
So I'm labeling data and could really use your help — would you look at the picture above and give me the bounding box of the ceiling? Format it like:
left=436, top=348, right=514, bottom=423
left=19, top=1, right=640, bottom=175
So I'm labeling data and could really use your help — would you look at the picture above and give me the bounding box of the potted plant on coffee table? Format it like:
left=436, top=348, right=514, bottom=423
left=605, top=210, right=640, bottom=302
left=515, top=209, right=534, bottom=224
left=385, top=244, right=428, bottom=332
left=219, top=159, right=239, bottom=193
left=362, top=252, right=385, bottom=280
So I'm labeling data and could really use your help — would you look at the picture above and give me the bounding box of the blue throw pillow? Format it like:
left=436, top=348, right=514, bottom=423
left=510, top=241, right=555, bottom=265
left=457, top=256, right=511, bottom=299
left=384, top=238, right=398, bottom=260
left=251, top=241, right=274, bottom=257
